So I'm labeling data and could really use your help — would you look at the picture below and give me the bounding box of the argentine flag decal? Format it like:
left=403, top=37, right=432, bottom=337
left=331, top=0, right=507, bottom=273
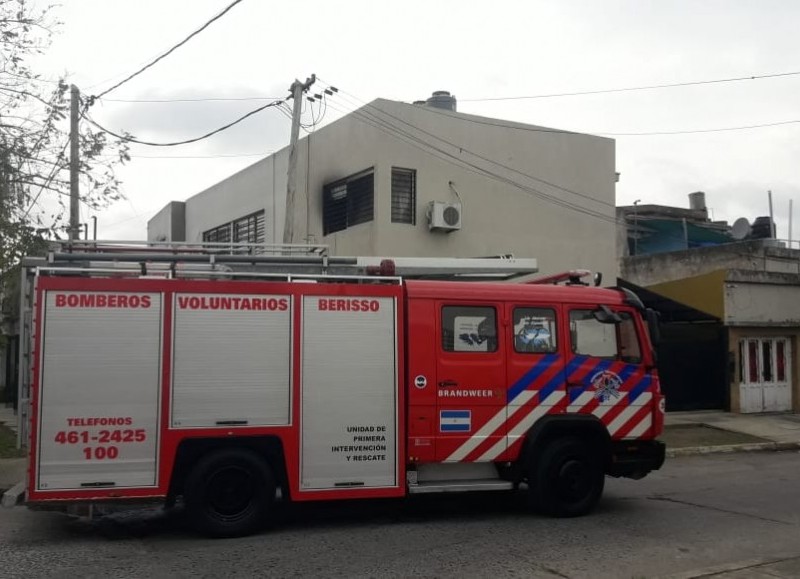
left=440, top=410, right=472, bottom=432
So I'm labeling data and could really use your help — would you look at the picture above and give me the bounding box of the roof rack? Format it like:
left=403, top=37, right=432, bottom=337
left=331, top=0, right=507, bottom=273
left=526, top=269, right=598, bottom=286
left=25, top=241, right=538, bottom=282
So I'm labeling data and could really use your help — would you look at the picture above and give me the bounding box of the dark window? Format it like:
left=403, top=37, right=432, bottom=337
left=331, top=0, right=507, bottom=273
left=748, top=341, right=759, bottom=382
left=233, top=211, right=265, bottom=244
left=323, top=169, right=374, bottom=235
left=442, top=306, right=497, bottom=352
left=762, top=341, right=773, bottom=381
left=513, top=308, right=557, bottom=353
left=203, top=211, right=265, bottom=245
left=202, top=223, right=231, bottom=244
left=391, top=168, right=416, bottom=224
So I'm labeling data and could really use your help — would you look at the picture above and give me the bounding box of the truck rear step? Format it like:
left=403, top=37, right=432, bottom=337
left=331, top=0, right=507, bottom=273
left=408, top=479, right=514, bottom=494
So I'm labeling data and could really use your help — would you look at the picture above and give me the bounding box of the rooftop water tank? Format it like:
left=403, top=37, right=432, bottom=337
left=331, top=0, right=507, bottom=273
left=425, top=91, right=457, bottom=112
left=751, top=216, right=776, bottom=239
left=688, top=191, right=707, bottom=212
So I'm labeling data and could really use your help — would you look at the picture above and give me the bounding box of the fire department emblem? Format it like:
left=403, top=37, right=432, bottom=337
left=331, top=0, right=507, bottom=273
left=591, top=370, right=623, bottom=402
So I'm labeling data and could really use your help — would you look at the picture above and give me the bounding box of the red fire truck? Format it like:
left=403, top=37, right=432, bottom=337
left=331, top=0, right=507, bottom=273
left=18, top=243, right=665, bottom=537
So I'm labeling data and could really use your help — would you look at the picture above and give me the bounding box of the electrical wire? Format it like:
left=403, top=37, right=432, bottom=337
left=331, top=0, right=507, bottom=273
left=91, top=67, right=800, bottom=107
left=325, top=89, right=799, bottom=263
left=90, top=0, right=246, bottom=102
left=99, top=95, right=281, bottom=103
left=404, top=93, right=800, bottom=138
left=81, top=97, right=286, bottom=147
left=320, top=95, right=618, bottom=224
left=19, top=139, right=70, bottom=220
left=130, top=152, right=270, bottom=159
left=323, top=96, right=797, bottom=262
left=461, top=70, right=800, bottom=102
left=599, top=119, right=800, bottom=136
left=318, top=79, right=613, bottom=209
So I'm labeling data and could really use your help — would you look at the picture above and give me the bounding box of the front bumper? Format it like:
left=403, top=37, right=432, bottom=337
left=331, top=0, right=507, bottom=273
left=606, top=440, right=666, bottom=479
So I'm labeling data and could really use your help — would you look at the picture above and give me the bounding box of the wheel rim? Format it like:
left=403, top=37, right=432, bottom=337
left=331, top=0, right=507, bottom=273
left=205, top=465, right=257, bottom=521
left=556, top=458, right=593, bottom=503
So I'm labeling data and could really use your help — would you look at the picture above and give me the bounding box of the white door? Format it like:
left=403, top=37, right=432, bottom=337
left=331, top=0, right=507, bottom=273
left=739, top=338, right=792, bottom=413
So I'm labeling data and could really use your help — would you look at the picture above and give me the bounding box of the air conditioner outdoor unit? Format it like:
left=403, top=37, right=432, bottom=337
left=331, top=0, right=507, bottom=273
left=427, top=201, right=462, bottom=232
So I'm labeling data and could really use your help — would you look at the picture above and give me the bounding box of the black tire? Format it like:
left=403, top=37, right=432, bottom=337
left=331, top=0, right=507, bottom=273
left=184, top=448, right=275, bottom=538
left=529, top=437, right=604, bottom=517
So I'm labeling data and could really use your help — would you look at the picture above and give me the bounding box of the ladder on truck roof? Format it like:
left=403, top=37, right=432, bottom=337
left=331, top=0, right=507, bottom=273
left=12, top=242, right=537, bottom=451
left=23, top=240, right=539, bottom=282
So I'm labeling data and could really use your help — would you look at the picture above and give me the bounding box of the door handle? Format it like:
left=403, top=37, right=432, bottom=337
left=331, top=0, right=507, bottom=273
left=567, top=382, right=584, bottom=390
left=438, top=380, right=458, bottom=388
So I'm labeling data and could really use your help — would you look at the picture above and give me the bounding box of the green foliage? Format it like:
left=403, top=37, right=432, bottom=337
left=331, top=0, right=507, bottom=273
left=0, top=0, right=129, bottom=272
left=0, top=423, right=24, bottom=458
left=1, top=0, right=129, bottom=311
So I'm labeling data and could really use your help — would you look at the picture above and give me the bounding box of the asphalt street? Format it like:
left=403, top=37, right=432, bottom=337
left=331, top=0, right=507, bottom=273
left=1, top=451, right=800, bottom=579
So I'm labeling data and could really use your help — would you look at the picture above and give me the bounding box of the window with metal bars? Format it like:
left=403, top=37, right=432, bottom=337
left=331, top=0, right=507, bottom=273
left=322, top=168, right=374, bottom=235
left=391, top=167, right=416, bottom=224
left=202, top=210, right=265, bottom=244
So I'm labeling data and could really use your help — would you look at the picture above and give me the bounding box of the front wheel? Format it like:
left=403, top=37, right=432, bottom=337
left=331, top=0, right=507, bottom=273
left=529, top=437, right=604, bottom=517
left=184, top=448, right=275, bottom=538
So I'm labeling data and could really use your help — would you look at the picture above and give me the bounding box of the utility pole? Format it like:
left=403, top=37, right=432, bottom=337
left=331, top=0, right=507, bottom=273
left=283, top=74, right=315, bottom=245
left=69, top=84, right=80, bottom=241
left=768, top=190, right=775, bottom=238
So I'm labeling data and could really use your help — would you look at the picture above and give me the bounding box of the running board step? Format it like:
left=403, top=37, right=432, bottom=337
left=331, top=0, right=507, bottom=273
left=408, top=479, right=514, bottom=494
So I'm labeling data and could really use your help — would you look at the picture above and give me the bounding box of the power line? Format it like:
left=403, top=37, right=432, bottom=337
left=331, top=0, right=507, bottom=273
left=99, top=95, right=281, bottom=103
left=82, top=97, right=286, bottom=147
left=318, top=79, right=613, bottom=209
left=461, top=69, right=800, bottom=102
left=97, top=152, right=270, bottom=159
left=19, top=140, right=70, bottom=220
left=599, top=119, right=800, bottom=136
left=406, top=93, right=800, bottom=138
left=90, top=0, right=246, bottom=102
left=93, top=67, right=800, bottom=107
left=320, top=94, right=791, bottom=262
left=130, top=152, right=270, bottom=159
left=320, top=92, right=618, bottom=225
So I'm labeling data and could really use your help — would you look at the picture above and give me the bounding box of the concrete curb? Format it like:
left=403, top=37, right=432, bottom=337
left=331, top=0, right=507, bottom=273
left=1, top=481, right=25, bottom=508
left=666, top=440, right=800, bottom=458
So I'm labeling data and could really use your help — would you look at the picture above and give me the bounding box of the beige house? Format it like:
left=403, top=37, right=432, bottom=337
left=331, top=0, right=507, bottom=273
left=148, top=94, right=618, bottom=278
left=622, top=240, right=800, bottom=414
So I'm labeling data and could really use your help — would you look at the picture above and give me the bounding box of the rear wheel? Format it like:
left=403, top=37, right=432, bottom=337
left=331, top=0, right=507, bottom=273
left=184, top=448, right=275, bottom=538
left=529, top=437, right=604, bottom=517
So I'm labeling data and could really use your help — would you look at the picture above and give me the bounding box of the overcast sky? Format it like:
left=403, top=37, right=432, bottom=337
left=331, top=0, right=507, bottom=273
left=33, top=0, right=800, bottom=242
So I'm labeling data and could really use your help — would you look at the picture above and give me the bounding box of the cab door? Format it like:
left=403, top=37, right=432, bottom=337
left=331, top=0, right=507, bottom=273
left=564, top=306, right=653, bottom=440
left=435, top=302, right=506, bottom=462
left=493, top=303, right=566, bottom=462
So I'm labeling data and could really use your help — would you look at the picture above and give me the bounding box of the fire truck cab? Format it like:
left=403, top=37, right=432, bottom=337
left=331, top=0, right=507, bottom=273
left=18, top=243, right=665, bottom=537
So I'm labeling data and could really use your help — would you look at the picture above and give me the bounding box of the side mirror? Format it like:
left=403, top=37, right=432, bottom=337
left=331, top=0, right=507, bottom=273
left=645, top=308, right=661, bottom=346
left=593, top=305, right=622, bottom=324
left=593, top=272, right=603, bottom=287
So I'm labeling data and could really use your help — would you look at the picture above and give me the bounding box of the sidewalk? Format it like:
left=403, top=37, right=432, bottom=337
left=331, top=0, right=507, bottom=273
left=0, top=403, right=18, bottom=435
left=0, top=404, right=25, bottom=502
left=664, top=410, right=800, bottom=457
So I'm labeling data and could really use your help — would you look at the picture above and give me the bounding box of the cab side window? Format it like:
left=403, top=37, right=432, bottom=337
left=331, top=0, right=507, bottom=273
left=442, top=306, right=497, bottom=352
left=569, top=309, right=642, bottom=362
left=513, top=308, right=557, bottom=353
